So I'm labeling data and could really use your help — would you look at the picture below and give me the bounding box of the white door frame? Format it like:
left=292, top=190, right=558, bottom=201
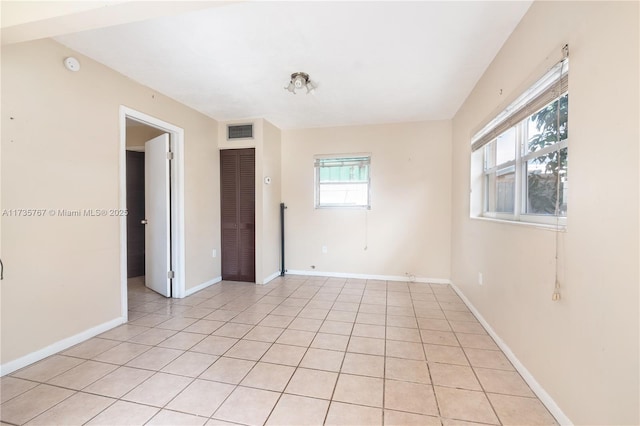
left=119, top=106, right=186, bottom=319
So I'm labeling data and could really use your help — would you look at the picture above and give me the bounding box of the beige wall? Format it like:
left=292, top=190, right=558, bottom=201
left=450, top=1, right=639, bottom=424
left=253, top=120, right=266, bottom=284
left=281, top=121, right=452, bottom=281
left=125, top=122, right=166, bottom=149
left=1, top=38, right=220, bottom=366
left=261, top=120, right=282, bottom=281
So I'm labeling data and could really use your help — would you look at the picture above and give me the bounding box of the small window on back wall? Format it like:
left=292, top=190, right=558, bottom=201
left=315, top=155, right=371, bottom=209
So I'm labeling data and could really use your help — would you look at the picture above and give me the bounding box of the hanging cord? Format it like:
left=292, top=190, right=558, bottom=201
left=364, top=209, right=368, bottom=251
left=552, top=45, right=568, bottom=302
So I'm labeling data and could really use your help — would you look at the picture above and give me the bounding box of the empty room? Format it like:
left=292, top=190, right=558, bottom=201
left=1, top=1, right=638, bottom=425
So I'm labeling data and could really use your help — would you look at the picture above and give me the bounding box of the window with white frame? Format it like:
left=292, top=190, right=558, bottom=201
left=315, top=155, right=370, bottom=208
left=471, top=58, right=568, bottom=225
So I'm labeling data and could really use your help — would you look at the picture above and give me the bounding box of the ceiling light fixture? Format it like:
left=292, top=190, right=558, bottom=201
left=284, top=72, right=315, bottom=95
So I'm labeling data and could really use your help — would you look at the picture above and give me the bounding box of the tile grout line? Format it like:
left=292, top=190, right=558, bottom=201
left=259, top=276, right=330, bottom=425
left=1, top=277, right=552, bottom=426
left=322, top=277, right=365, bottom=425
left=317, top=278, right=351, bottom=425
left=91, top=282, right=264, bottom=425
left=381, top=280, right=389, bottom=426
left=11, top=281, right=366, bottom=424
left=411, top=282, right=443, bottom=423
left=142, top=278, right=326, bottom=424
left=207, top=279, right=308, bottom=424
left=434, top=284, right=504, bottom=426
left=14, top=281, right=239, bottom=425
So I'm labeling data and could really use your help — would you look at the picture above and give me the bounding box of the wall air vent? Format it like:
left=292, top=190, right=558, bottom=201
left=227, top=124, right=253, bottom=140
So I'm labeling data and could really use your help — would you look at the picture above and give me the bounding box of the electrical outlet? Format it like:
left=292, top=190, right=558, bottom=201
left=212, top=249, right=217, bottom=258
left=478, top=272, right=483, bottom=285
left=322, top=245, right=328, bottom=254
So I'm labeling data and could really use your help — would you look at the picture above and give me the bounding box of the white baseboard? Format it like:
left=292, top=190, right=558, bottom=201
left=185, top=276, right=222, bottom=297
left=450, top=283, right=572, bottom=426
left=0, top=316, right=126, bottom=377
left=260, top=271, right=282, bottom=285
left=286, top=269, right=451, bottom=285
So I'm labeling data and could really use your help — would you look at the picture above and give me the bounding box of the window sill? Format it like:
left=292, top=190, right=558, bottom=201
left=470, top=215, right=566, bottom=232
left=315, top=206, right=371, bottom=210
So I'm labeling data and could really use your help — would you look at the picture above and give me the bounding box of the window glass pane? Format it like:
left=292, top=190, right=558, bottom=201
left=525, top=147, right=568, bottom=215
left=484, top=173, right=490, bottom=211
left=318, top=157, right=369, bottom=167
left=318, top=183, right=368, bottom=206
left=484, top=142, right=495, bottom=170
left=496, top=127, right=516, bottom=165
left=526, top=94, right=568, bottom=155
left=494, top=166, right=515, bottom=213
left=319, top=164, right=368, bottom=183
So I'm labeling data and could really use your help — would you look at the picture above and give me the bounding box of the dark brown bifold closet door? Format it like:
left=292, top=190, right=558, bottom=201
left=220, top=148, right=255, bottom=282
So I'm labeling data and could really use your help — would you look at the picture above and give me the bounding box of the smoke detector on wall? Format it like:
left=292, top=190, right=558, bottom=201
left=284, top=72, right=315, bottom=94
left=63, top=57, right=81, bottom=72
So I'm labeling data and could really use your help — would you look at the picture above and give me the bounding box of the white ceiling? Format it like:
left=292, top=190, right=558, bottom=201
left=55, top=1, right=532, bottom=129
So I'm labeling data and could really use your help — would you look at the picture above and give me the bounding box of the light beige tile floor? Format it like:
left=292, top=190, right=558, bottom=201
left=0, top=275, right=558, bottom=425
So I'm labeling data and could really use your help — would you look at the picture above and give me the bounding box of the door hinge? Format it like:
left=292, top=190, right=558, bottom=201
left=167, top=152, right=174, bottom=160
left=168, top=270, right=175, bottom=279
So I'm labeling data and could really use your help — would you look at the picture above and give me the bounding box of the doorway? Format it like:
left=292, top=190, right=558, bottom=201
left=125, top=125, right=172, bottom=298
left=125, top=150, right=145, bottom=278
left=220, top=148, right=256, bottom=282
left=119, top=106, right=186, bottom=319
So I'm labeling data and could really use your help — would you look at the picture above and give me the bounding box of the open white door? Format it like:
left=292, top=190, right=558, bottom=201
left=144, top=133, right=171, bottom=297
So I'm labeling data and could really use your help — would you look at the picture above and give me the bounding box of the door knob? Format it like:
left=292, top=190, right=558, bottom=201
left=141, top=219, right=148, bottom=225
